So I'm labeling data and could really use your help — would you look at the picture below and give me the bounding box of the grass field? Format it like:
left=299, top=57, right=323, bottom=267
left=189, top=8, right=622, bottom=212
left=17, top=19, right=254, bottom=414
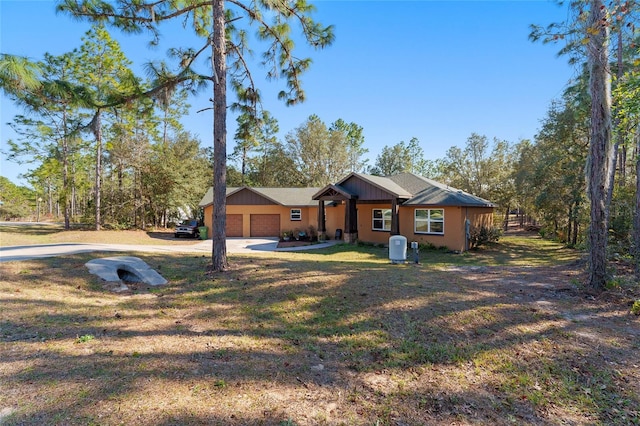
left=1, top=227, right=639, bottom=425
left=0, top=223, right=200, bottom=247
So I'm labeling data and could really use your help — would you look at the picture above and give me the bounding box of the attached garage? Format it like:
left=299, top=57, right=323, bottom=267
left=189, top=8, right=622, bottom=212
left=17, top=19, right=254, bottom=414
left=226, top=214, right=243, bottom=237
left=199, top=186, right=321, bottom=239
left=250, top=214, right=280, bottom=237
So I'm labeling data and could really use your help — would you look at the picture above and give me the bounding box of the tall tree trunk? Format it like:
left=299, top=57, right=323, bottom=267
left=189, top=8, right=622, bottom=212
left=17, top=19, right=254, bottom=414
left=92, top=110, right=103, bottom=231
left=572, top=207, right=579, bottom=247
left=586, top=0, right=613, bottom=291
left=47, top=180, right=53, bottom=216
left=633, top=125, right=640, bottom=277
left=519, top=209, right=524, bottom=228
left=241, top=145, right=247, bottom=186
left=133, top=170, right=138, bottom=229
left=503, top=205, right=510, bottom=232
left=71, top=162, right=76, bottom=217
left=567, top=205, right=573, bottom=245
left=212, top=0, right=228, bottom=271
left=605, top=15, right=625, bottom=209
left=71, top=183, right=76, bottom=217
left=61, top=111, right=71, bottom=230
left=620, top=144, right=627, bottom=182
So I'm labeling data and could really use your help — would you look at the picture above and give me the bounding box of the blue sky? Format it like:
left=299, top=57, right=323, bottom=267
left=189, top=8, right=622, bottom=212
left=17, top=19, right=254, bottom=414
left=1, top=0, right=576, bottom=187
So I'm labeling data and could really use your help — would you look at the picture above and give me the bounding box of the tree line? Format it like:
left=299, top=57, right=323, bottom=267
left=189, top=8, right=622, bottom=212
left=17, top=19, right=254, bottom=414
left=2, top=25, right=211, bottom=230
left=528, top=0, right=640, bottom=289
left=1, top=1, right=639, bottom=288
left=0, top=20, right=524, bottom=234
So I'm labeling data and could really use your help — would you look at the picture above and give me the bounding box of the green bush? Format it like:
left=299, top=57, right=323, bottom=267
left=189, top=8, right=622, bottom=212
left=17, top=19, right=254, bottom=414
left=418, top=242, right=436, bottom=251
left=631, top=300, right=640, bottom=316
left=305, top=224, right=318, bottom=241
left=469, top=225, right=502, bottom=249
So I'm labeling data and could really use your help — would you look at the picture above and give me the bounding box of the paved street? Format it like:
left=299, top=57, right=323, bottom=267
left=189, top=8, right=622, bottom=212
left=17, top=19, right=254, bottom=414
left=0, top=237, right=337, bottom=262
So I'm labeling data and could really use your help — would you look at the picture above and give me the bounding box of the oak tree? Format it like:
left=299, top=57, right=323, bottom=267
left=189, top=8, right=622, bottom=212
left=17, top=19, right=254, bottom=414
left=369, top=137, right=430, bottom=177
left=285, top=115, right=351, bottom=186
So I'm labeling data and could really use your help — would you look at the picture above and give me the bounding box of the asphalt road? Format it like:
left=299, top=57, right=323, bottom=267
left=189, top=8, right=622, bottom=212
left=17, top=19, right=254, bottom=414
left=0, top=237, right=339, bottom=262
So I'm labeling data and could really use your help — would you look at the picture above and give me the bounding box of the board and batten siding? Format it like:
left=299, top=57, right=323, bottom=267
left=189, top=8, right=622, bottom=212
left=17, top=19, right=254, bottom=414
left=227, top=190, right=275, bottom=205
left=340, top=178, right=394, bottom=200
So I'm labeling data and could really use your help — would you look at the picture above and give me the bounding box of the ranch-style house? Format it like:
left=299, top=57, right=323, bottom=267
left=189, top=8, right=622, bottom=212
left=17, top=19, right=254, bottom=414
left=198, top=172, right=495, bottom=253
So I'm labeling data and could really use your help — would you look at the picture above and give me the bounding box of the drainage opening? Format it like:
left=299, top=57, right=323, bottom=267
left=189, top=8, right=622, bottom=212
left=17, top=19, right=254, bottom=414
left=117, top=268, right=143, bottom=283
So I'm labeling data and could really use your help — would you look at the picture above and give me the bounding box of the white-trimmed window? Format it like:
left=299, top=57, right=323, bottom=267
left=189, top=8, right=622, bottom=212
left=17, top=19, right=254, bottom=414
left=414, top=209, right=444, bottom=234
left=372, top=209, right=391, bottom=231
left=290, top=208, right=302, bottom=221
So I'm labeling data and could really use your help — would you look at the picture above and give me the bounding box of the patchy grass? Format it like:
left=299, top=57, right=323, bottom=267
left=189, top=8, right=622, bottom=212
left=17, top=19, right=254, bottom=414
left=0, top=223, right=198, bottom=247
left=1, top=233, right=639, bottom=425
left=318, top=234, right=579, bottom=268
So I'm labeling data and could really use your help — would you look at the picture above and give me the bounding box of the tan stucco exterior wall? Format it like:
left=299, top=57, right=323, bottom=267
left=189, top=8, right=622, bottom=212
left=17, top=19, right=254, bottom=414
left=465, top=207, right=495, bottom=229
left=202, top=202, right=493, bottom=251
left=332, top=204, right=494, bottom=252
left=324, top=203, right=345, bottom=240
left=202, top=205, right=211, bottom=236
left=398, top=206, right=467, bottom=251
left=400, top=206, right=494, bottom=252
left=202, top=204, right=319, bottom=238
left=354, top=203, right=395, bottom=245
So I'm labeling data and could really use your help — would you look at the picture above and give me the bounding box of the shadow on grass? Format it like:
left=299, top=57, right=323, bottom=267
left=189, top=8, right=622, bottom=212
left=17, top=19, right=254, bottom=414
left=0, top=223, right=67, bottom=237
left=0, top=241, right=637, bottom=425
left=307, top=235, right=581, bottom=268
left=145, top=230, right=184, bottom=241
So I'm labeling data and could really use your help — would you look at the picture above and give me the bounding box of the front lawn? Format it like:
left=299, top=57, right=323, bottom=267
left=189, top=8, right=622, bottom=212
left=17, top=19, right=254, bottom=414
left=0, top=223, right=197, bottom=247
left=1, top=235, right=638, bottom=425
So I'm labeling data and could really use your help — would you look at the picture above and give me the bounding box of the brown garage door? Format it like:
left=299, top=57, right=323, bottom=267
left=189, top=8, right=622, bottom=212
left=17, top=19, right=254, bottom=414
left=226, top=214, right=243, bottom=237
left=250, top=214, right=280, bottom=237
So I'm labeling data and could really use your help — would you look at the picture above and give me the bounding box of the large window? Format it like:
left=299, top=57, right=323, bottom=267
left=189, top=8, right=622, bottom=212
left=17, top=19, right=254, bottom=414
left=414, top=209, right=444, bottom=234
left=290, top=209, right=302, bottom=221
left=372, top=209, right=391, bottom=231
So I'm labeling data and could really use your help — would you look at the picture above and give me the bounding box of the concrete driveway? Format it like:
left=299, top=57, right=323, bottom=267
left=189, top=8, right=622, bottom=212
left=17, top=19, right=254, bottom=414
left=0, top=238, right=337, bottom=262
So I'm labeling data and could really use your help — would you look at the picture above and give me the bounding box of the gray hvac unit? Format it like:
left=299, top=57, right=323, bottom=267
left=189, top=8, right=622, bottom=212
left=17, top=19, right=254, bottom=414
left=389, top=235, right=407, bottom=264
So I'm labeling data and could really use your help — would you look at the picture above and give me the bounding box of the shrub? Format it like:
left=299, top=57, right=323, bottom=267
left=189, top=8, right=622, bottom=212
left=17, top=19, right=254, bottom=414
left=280, top=230, right=294, bottom=241
left=631, top=300, right=640, bottom=316
left=418, top=242, right=436, bottom=251
left=305, top=225, right=318, bottom=241
left=469, top=225, right=501, bottom=249
left=102, top=222, right=131, bottom=231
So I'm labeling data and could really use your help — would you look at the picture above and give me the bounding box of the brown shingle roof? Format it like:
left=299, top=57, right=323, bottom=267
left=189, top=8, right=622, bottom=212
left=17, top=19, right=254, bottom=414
left=336, top=172, right=413, bottom=199
left=198, top=173, right=494, bottom=209
left=388, top=173, right=495, bottom=207
left=198, top=186, right=320, bottom=207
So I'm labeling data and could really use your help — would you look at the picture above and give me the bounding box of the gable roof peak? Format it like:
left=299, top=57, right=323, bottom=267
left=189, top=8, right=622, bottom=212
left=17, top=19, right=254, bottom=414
left=339, top=173, right=413, bottom=198
left=198, top=186, right=321, bottom=207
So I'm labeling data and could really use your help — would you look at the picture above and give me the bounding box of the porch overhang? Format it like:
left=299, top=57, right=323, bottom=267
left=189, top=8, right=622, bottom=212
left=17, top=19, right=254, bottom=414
left=312, top=184, right=358, bottom=201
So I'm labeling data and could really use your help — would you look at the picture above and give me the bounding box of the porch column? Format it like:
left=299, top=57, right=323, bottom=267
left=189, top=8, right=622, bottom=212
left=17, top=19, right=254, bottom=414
left=317, top=200, right=327, bottom=241
left=344, top=198, right=358, bottom=243
left=390, top=198, right=400, bottom=235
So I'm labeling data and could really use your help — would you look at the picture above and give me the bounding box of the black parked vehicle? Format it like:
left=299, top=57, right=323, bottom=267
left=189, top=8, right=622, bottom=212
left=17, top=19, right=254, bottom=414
left=174, top=219, right=200, bottom=238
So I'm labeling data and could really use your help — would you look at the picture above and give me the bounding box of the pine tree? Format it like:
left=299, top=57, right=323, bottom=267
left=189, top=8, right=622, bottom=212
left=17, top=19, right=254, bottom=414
left=59, top=0, right=334, bottom=271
